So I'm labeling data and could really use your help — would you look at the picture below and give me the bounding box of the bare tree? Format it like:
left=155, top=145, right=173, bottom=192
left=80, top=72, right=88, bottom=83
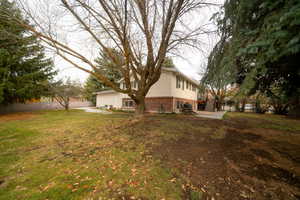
left=49, top=79, right=82, bottom=111
left=8, top=0, right=217, bottom=115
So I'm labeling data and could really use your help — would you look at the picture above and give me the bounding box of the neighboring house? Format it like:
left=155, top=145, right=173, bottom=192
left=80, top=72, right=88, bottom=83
left=95, top=67, right=199, bottom=113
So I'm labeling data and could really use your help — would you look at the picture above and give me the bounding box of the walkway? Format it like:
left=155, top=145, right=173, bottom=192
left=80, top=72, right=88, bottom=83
left=75, top=107, right=112, bottom=114
left=196, top=111, right=227, bottom=119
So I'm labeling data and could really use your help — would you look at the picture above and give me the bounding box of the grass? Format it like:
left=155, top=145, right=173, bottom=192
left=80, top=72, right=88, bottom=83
left=0, top=110, right=299, bottom=199
left=0, top=110, right=184, bottom=199
left=224, top=112, right=300, bottom=132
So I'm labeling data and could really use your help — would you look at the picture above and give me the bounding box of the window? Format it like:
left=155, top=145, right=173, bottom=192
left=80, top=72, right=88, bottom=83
left=176, top=101, right=180, bottom=109
left=133, top=81, right=137, bottom=89
left=123, top=100, right=134, bottom=107
left=192, top=85, right=196, bottom=92
left=186, top=81, right=193, bottom=90
left=176, top=76, right=181, bottom=88
left=176, top=101, right=183, bottom=109
left=182, top=79, right=184, bottom=90
left=130, top=81, right=138, bottom=89
left=128, top=101, right=133, bottom=107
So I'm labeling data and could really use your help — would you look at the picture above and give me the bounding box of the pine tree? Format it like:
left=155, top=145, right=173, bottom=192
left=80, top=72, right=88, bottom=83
left=0, top=0, right=56, bottom=104
left=83, top=75, right=105, bottom=105
left=162, top=57, right=175, bottom=68
left=83, top=48, right=123, bottom=105
left=211, top=0, right=300, bottom=115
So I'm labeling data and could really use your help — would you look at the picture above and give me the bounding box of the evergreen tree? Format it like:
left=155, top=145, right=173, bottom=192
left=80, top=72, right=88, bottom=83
left=83, top=75, right=105, bottom=105
left=163, top=57, right=175, bottom=68
left=83, top=48, right=123, bottom=105
left=211, top=0, right=300, bottom=115
left=94, top=48, right=123, bottom=83
left=0, top=0, right=55, bottom=104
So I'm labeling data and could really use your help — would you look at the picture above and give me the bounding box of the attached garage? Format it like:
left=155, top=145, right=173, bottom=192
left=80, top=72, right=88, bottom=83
left=96, top=90, right=123, bottom=109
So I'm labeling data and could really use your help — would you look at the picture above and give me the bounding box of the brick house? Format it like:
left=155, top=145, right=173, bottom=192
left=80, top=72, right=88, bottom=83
left=95, top=67, right=199, bottom=113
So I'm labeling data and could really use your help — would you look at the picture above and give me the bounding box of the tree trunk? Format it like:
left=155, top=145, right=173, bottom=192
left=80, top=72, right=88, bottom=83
left=241, top=99, right=246, bottom=112
left=212, top=99, right=216, bottom=111
left=65, top=98, right=69, bottom=111
left=235, top=101, right=240, bottom=112
left=287, top=97, right=300, bottom=117
left=134, top=96, right=146, bottom=116
left=216, top=100, right=221, bottom=111
left=288, top=104, right=300, bottom=118
left=273, top=103, right=288, bottom=115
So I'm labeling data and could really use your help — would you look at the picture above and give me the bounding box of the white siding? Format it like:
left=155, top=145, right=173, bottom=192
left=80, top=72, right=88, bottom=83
left=119, top=71, right=173, bottom=98
left=96, top=93, right=123, bottom=108
left=146, top=71, right=172, bottom=97
left=96, top=69, right=198, bottom=110
left=170, top=75, right=198, bottom=100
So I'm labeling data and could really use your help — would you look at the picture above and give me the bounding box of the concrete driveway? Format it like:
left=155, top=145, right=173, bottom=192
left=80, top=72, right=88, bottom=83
left=75, top=107, right=112, bottom=114
left=196, top=111, right=227, bottom=119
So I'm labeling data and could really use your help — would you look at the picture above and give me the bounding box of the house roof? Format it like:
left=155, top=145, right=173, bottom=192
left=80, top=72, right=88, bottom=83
left=94, top=90, right=117, bottom=95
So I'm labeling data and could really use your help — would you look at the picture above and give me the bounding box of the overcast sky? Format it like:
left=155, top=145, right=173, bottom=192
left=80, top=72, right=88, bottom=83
left=22, top=0, right=223, bottom=83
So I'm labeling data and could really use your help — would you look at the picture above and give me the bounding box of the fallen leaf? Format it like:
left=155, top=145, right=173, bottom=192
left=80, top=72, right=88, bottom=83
left=108, top=180, right=113, bottom=187
left=67, top=184, right=73, bottom=189
left=169, top=178, right=176, bottom=183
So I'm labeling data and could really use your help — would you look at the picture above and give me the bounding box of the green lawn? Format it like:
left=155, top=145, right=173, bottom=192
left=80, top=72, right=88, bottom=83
left=0, top=110, right=188, bottom=199
left=0, top=110, right=299, bottom=200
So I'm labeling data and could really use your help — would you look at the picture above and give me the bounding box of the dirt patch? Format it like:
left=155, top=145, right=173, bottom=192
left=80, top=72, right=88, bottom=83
left=270, top=141, right=300, bottom=164
left=243, top=164, right=300, bottom=188
left=250, top=148, right=274, bottom=161
left=0, top=178, right=8, bottom=189
left=150, top=116, right=300, bottom=200
left=0, top=112, right=37, bottom=122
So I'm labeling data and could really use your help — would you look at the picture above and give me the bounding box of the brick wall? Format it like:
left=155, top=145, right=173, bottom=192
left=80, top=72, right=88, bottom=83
left=122, top=97, right=197, bottom=113
left=145, top=97, right=173, bottom=113
left=122, top=97, right=173, bottom=113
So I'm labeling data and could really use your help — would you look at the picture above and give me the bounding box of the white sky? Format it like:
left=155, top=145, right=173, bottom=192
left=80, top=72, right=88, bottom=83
left=23, top=0, right=223, bottom=83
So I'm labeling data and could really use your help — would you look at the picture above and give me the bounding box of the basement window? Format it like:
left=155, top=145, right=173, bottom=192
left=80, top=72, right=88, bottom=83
left=176, top=101, right=183, bottom=109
